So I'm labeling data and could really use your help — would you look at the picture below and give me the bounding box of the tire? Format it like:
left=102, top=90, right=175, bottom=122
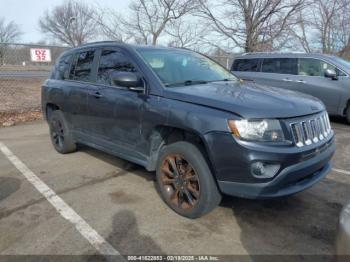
left=156, top=141, right=222, bottom=218
left=346, top=107, right=350, bottom=125
left=49, top=110, right=77, bottom=154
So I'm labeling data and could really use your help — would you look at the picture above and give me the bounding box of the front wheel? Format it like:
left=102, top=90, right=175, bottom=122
left=156, top=141, right=222, bottom=219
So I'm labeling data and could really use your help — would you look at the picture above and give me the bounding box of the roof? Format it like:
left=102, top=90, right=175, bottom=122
left=236, top=52, right=336, bottom=59
left=59, top=41, right=184, bottom=57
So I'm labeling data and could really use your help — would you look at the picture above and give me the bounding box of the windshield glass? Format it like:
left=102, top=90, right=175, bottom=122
left=333, top=56, right=350, bottom=69
left=137, top=48, right=237, bottom=86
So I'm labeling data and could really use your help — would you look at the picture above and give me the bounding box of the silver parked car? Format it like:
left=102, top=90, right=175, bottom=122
left=231, top=53, right=350, bottom=124
left=337, top=201, right=350, bottom=257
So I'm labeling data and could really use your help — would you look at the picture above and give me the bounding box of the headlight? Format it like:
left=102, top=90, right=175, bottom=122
left=228, top=119, right=285, bottom=142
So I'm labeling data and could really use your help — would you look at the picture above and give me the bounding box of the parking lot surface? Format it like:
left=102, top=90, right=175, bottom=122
left=0, top=119, right=349, bottom=259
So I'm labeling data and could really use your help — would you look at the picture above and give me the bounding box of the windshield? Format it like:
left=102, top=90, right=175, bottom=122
left=137, top=48, right=237, bottom=87
left=333, top=56, right=350, bottom=70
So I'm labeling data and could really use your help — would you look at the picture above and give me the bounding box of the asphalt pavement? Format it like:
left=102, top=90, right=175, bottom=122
left=0, top=119, right=349, bottom=260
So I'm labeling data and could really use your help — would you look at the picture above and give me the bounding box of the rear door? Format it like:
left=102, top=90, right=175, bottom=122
left=255, top=58, right=299, bottom=90
left=67, top=49, right=98, bottom=132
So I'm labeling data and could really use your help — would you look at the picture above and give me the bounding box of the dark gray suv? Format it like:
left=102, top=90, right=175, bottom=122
left=232, top=53, right=350, bottom=123
left=42, top=42, right=335, bottom=218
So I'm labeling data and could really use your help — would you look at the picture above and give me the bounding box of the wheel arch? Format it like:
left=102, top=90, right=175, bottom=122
left=45, top=103, right=60, bottom=120
left=146, top=125, right=215, bottom=175
left=343, top=98, right=350, bottom=116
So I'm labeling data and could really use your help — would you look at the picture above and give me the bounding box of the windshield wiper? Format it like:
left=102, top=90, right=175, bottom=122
left=165, top=80, right=208, bottom=87
left=209, top=78, right=236, bottom=82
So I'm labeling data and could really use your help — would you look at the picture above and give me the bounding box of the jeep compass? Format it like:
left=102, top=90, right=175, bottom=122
left=42, top=42, right=335, bottom=218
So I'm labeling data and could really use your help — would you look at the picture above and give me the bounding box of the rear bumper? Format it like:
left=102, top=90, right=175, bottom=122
left=204, top=132, right=335, bottom=199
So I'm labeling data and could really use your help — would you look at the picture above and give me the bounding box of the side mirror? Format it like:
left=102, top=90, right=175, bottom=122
left=111, top=71, right=145, bottom=91
left=324, top=69, right=338, bottom=80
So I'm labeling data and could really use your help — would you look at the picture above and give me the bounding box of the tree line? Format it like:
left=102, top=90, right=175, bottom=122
left=1, top=0, right=350, bottom=58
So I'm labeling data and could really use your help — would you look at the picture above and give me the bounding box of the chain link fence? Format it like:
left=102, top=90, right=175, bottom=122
left=0, top=43, right=68, bottom=116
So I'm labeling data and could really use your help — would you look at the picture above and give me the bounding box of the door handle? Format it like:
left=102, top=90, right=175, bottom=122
left=296, top=80, right=306, bottom=84
left=92, top=91, right=103, bottom=98
left=282, top=78, right=293, bottom=82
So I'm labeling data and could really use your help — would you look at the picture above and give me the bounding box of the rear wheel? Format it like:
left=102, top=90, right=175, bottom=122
left=346, top=106, right=350, bottom=124
left=49, top=110, right=76, bottom=154
left=156, top=141, right=222, bottom=218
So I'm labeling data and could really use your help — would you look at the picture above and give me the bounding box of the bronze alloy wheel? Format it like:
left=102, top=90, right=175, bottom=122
left=160, top=154, right=200, bottom=210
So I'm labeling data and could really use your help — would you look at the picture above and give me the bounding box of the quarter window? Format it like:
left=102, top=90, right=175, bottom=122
left=52, top=54, right=72, bottom=80
left=231, top=59, right=260, bottom=72
left=261, top=58, right=297, bottom=75
left=97, top=50, right=137, bottom=85
left=69, top=50, right=95, bottom=82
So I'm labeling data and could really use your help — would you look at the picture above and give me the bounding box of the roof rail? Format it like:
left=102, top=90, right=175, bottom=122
left=241, top=51, right=306, bottom=55
left=77, top=40, right=124, bottom=47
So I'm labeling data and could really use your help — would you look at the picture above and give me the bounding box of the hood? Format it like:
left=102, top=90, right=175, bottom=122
left=163, top=81, right=325, bottom=119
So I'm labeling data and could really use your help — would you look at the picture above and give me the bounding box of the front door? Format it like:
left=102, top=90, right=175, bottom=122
left=86, top=49, right=145, bottom=157
left=288, top=58, right=342, bottom=114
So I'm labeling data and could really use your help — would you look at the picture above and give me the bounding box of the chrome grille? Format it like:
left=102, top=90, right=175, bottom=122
left=290, top=112, right=332, bottom=147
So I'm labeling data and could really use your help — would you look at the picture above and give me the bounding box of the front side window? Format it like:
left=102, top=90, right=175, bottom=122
left=69, top=50, right=95, bottom=82
left=137, top=49, right=236, bottom=86
left=232, top=59, right=260, bottom=72
left=262, top=58, right=297, bottom=75
left=298, top=58, right=344, bottom=76
left=97, top=50, right=137, bottom=85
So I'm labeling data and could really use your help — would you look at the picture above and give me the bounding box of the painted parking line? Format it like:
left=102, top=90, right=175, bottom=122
left=333, top=168, right=350, bottom=176
left=0, top=142, right=123, bottom=260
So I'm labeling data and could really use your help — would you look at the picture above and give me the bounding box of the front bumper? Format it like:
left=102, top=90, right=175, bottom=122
left=204, top=132, right=335, bottom=199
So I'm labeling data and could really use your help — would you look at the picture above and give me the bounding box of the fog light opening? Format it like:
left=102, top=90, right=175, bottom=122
left=251, top=162, right=280, bottom=179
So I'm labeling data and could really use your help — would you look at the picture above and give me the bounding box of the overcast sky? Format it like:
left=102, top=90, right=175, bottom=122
left=0, top=0, right=131, bottom=43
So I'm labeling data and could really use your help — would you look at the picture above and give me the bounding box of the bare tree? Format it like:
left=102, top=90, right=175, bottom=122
left=0, top=18, right=22, bottom=43
left=289, top=8, right=314, bottom=52
left=197, top=0, right=305, bottom=52
left=93, top=9, right=128, bottom=42
left=38, top=0, right=98, bottom=47
left=166, top=18, right=204, bottom=49
left=119, top=0, right=198, bottom=45
left=311, top=0, right=345, bottom=53
left=291, top=0, right=350, bottom=56
left=0, top=18, right=22, bottom=65
left=336, top=1, right=350, bottom=58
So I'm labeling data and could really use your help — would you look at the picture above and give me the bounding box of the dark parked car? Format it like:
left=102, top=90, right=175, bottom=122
left=231, top=53, right=350, bottom=123
left=42, top=42, right=335, bottom=218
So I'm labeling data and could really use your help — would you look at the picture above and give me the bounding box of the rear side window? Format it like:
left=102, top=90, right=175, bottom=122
left=97, top=50, right=137, bottom=85
left=52, top=54, right=72, bottom=80
left=262, top=58, right=297, bottom=75
left=69, top=50, right=95, bottom=82
left=231, top=59, right=260, bottom=72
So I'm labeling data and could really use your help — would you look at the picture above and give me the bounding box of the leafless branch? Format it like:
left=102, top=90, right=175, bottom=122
left=38, top=0, right=99, bottom=47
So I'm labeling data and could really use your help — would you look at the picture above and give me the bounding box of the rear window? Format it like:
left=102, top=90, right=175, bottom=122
left=261, top=58, right=297, bottom=75
left=69, top=50, right=95, bottom=82
left=231, top=59, right=260, bottom=72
